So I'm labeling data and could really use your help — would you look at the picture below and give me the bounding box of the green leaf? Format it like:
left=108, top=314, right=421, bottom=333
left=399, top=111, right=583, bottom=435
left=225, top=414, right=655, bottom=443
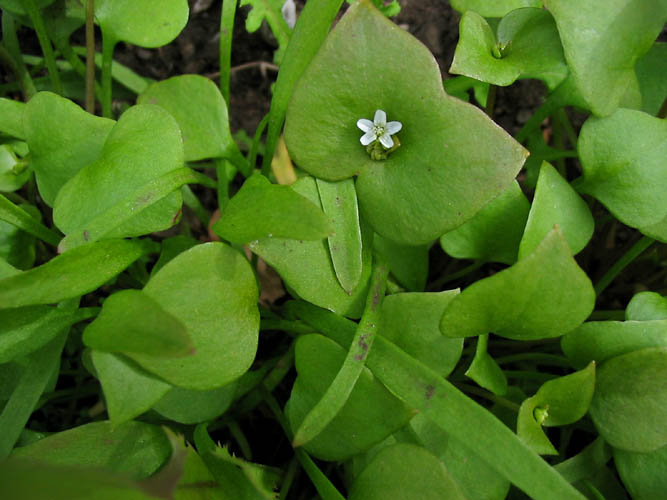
left=91, top=351, right=171, bottom=426
left=240, top=0, right=291, bottom=63
left=626, top=291, right=667, bottom=320
left=589, top=347, right=667, bottom=452
left=379, top=291, right=463, bottom=378
left=213, top=174, right=332, bottom=244
left=0, top=98, right=25, bottom=140
left=0, top=194, right=61, bottom=246
left=0, top=239, right=153, bottom=309
left=517, top=362, right=595, bottom=455
left=53, top=104, right=184, bottom=248
left=450, top=9, right=567, bottom=90
left=441, top=180, right=529, bottom=265
left=465, top=334, right=508, bottom=395
left=83, top=289, right=194, bottom=357
left=137, top=75, right=248, bottom=169
left=614, top=443, right=667, bottom=500
left=152, top=383, right=237, bottom=424
left=554, top=437, right=612, bottom=485
left=635, top=42, right=667, bottom=115
left=544, top=0, right=666, bottom=116
left=373, top=233, right=429, bottom=291
left=0, top=257, right=20, bottom=279
left=577, top=109, right=667, bottom=231
left=24, top=92, right=115, bottom=206
left=94, top=0, right=188, bottom=48
left=449, top=0, right=541, bottom=17
left=0, top=145, right=30, bottom=192
left=284, top=0, right=527, bottom=244
left=11, top=421, right=172, bottom=479
left=248, top=176, right=371, bottom=318
left=440, top=228, right=595, bottom=340
left=0, top=208, right=36, bottom=270
left=285, top=334, right=414, bottom=461
left=348, top=443, right=467, bottom=500
left=561, top=320, right=667, bottom=368
left=120, top=243, right=259, bottom=391
left=316, top=178, right=363, bottom=293
left=0, top=0, right=54, bottom=16
left=518, top=162, right=594, bottom=259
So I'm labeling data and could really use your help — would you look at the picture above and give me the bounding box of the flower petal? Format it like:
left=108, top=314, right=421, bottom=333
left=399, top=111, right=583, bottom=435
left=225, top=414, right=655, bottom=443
left=379, top=133, right=394, bottom=149
left=386, top=121, right=402, bottom=135
left=357, top=118, right=374, bottom=132
left=374, top=109, right=387, bottom=126
left=360, top=131, right=376, bottom=145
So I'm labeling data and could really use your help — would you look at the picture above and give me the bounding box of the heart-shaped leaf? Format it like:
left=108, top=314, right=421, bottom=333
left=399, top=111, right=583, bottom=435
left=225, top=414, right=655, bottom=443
left=118, top=243, right=259, bottom=390
left=544, top=0, right=666, bottom=116
left=518, top=162, right=594, bottom=259
left=614, top=443, right=667, bottom=500
left=373, top=233, right=429, bottom=291
left=449, top=0, right=541, bottom=17
left=450, top=8, right=568, bottom=90
left=24, top=92, right=115, bottom=206
left=577, top=109, right=667, bottom=231
left=284, top=0, right=527, bottom=244
left=379, top=291, right=463, bottom=378
left=440, top=228, right=595, bottom=340
left=440, top=180, right=529, bottom=265
left=53, top=104, right=184, bottom=248
left=213, top=174, right=332, bottom=244
left=95, top=0, right=188, bottom=48
left=626, top=291, right=667, bottom=321
left=285, top=334, right=414, bottom=461
left=589, top=347, right=667, bottom=452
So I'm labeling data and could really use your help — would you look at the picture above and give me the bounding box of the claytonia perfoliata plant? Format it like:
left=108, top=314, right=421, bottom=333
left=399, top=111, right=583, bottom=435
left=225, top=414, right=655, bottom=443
left=357, top=109, right=402, bottom=160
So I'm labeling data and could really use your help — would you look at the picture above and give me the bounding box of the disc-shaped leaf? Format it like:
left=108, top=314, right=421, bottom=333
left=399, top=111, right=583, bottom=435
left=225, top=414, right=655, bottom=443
left=561, top=320, right=667, bottom=369
left=450, top=9, right=567, bottom=90
left=449, top=0, right=540, bottom=17
left=0, top=239, right=152, bottom=309
left=379, top=292, right=463, bottom=378
left=544, top=0, right=666, bottom=116
left=626, top=291, right=667, bottom=321
left=152, top=383, right=237, bottom=424
left=577, top=109, right=667, bottom=229
left=348, top=443, right=467, bottom=500
left=24, top=92, right=114, bottom=206
left=213, top=174, right=332, bottom=244
left=285, top=334, right=414, bottom=462
left=441, top=180, right=529, bottom=264
left=589, top=347, right=667, bottom=452
left=11, top=421, right=171, bottom=479
left=518, top=162, right=594, bottom=259
left=614, top=443, right=667, bottom=500
left=440, top=228, right=595, bottom=340
left=284, top=0, right=527, bottom=244
left=53, top=104, right=184, bottom=247
left=126, top=243, right=259, bottom=390
left=138, top=75, right=242, bottom=162
left=95, top=0, right=188, bottom=48
left=248, top=176, right=371, bottom=318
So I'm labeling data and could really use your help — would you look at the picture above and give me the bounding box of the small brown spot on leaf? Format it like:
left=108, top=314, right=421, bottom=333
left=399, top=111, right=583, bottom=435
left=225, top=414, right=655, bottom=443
left=83, top=230, right=89, bottom=241
left=425, top=385, right=435, bottom=400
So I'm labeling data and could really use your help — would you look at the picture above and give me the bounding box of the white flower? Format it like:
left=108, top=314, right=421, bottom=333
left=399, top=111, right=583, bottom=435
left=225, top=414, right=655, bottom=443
left=281, top=0, right=297, bottom=29
left=357, top=110, right=402, bottom=149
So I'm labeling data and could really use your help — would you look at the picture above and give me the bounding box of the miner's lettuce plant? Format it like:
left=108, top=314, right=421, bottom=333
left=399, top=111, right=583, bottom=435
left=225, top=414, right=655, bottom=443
left=0, top=0, right=665, bottom=498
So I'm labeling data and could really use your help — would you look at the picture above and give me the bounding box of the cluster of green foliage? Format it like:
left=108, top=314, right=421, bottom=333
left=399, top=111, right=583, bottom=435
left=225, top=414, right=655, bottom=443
left=0, top=0, right=665, bottom=499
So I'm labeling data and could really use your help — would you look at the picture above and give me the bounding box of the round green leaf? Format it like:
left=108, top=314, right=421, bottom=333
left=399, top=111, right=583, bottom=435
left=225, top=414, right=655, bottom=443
left=53, top=104, right=184, bottom=246
left=450, top=9, right=568, bottom=90
left=379, top=291, right=463, bottom=378
left=127, top=242, right=259, bottom=391
left=626, top=291, right=667, bottom=321
left=614, top=443, right=667, bottom=500
left=589, top=347, right=667, bottom=452
left=95, top=0, right=189, bottom=48
left=449, top=0, right=541, bottom=17
left=138, top=75, right=242, bottom=162
left=518, top=162, right=594, bottom=259
left=284, top=0, right=527, bottom=244
left=577, top=109, right=667, bottom=229
left=440, top=228, right=595, bottom=340
left=285, top=334, right=414, bottom=461
left=545, top=0, right=666, bottom=116
left=152, top=383, right=237, bottom=424
left=11, top=421, right=171, bottom=480
left=441, top=180, right=530, bottom=264
left=348, top=443, right=467, bottom=500
left=24, top=92, right=115, bottom=206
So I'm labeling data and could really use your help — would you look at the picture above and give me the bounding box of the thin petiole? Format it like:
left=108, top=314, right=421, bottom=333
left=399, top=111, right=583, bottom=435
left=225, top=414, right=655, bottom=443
left=219, top=0, right=237, bottom=104
left=595, top=235, right=655, bottom=296
left=85, top=0, right=96, bottom=113
left=23, top=0, right=63, bottom=94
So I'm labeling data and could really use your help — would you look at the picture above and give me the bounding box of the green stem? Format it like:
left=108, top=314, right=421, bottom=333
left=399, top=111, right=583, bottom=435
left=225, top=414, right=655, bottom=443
left=23, top=0, right=63, bottom=94
left=215, top=158, right=230, bottom=210
left=291, top=255, right=389, bottom=447
left=279, top=458, right=299, bottom=500
left=251, top=113, right=270, bottom=174
left=485, top=84, right=497, bottom=117
left=219, top=0, right=237, bottom=104
left=556, top=108, right=578, bottom=148
left=595, top=236, right=655, bottom=296
left=1, top=14, right=37, bottom=99
left=181, top=185, right=210, bottom=228
left=494, top=352, right=570, bottom=367
left=100, top=33, right=117, bottom=118
left=0, top=194, right=61, bottom=246
left=453, top=382, right=520, bottom=412
left=515, top=93, right=562, bottom=143
left=227, top=419, right=252, bottom=460
left=428, top=260, right=484, bottom=290
left=85, top=0, right=96, bottom=113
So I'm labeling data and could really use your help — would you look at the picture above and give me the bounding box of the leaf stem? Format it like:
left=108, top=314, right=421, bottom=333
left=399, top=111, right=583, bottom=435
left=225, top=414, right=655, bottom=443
left=1, top=13, right=37, bottom=100
left=291, top=255, right=389, bottom=447
left=0, top=194, right=62, bottom=246
left=428, top=260, right=484, bottom=290
left=100, top=32, right=117, bottom=118
left=594, top=235, right=655, bottom=296
left=251, top=113, right=270, bottom=175
left=23, top=0, right=63, bottom=94
left=85, top=0, right=96, bottom=113
left=219, top=0, right=237, bottom=105
left=453, top=382, right=520, bottom=412
left=485, top=84, right=496, bottom=117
